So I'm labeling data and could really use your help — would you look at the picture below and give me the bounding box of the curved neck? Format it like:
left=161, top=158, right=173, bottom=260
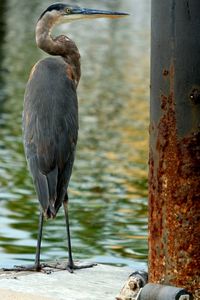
left=35, top=16, right=81, bottom=85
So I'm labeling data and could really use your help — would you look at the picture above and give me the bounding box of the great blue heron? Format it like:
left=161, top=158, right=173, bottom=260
left=8, top=3, right=128, bottom=272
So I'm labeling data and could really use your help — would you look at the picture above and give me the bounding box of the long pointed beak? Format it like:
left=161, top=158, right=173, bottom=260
left=70, top=7, right=129, bottom=20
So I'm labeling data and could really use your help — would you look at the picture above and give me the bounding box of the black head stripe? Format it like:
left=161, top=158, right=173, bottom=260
left=38, top=3, right=68, bottom=21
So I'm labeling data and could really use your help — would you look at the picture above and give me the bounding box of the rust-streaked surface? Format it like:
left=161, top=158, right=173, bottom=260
left=149, top=1, right=200, bottom=297
left=149, top=63, right=200, bottom=292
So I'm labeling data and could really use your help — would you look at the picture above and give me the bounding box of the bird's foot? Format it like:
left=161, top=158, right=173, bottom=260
left=3, top=261, right=97, bottom=274
left=3, top=264, right=47, bottom=272
left=42, top=261, right=97, bottom=273
left=66, top=261, right=97, bottom=273
left=3, top=264, right=51, bottom=274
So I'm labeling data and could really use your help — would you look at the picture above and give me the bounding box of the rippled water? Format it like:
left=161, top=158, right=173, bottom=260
left=0, top=0, right=150, bottom=269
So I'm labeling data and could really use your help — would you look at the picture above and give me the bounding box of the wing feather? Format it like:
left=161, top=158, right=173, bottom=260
left=23, top=57, right=78, bottom=218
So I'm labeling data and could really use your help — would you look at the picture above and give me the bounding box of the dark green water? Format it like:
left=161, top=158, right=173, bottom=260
left=0, top=0, right=150, bottom=269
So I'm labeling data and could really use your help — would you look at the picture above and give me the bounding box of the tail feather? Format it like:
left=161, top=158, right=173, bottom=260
left=46, top=167, right=58, bottom=217
left=34, top=172, right=50, bottom=215
left=29, top=157, right=58, bottom=218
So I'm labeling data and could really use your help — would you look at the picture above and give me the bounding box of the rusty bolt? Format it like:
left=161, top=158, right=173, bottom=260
left=190, top=88, right=200, bottom=104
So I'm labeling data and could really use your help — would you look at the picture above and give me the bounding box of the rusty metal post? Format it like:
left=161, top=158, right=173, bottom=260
left=149, top=0, right=200, bottom=297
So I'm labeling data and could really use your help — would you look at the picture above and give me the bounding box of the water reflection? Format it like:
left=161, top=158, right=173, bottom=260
left=0, top=0, right=150, bottom=269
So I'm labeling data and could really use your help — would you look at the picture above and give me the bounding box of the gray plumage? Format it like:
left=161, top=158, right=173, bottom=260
left=23, top=57, right=78, bottom=218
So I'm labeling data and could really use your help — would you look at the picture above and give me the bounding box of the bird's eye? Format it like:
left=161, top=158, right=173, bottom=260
left=65, top=8, right=71, bottom=14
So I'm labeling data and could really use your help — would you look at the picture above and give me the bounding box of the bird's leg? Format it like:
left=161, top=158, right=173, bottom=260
left=34, top=209, right=44, bottom=270
left=63, top=196, right=73, bottom=271
left=63, top=197, right=97, bottom=272
left=3, top=210, right=45, bottom=272
left=15, top=210, right=44, bottom=271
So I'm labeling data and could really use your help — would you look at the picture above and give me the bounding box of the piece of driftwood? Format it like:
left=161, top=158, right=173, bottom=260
left=116, top=271, right=148, bottom=300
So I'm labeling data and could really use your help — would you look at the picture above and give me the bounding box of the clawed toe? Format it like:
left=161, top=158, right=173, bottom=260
left=67, top=262, right=97, bottom=271
left=2, top=261, right=97, bottom=274
left=3, top=264, right=41, bottom=272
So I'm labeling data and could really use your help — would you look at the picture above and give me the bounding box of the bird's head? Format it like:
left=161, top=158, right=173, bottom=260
left=38, top=3, right=129, bottom=24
